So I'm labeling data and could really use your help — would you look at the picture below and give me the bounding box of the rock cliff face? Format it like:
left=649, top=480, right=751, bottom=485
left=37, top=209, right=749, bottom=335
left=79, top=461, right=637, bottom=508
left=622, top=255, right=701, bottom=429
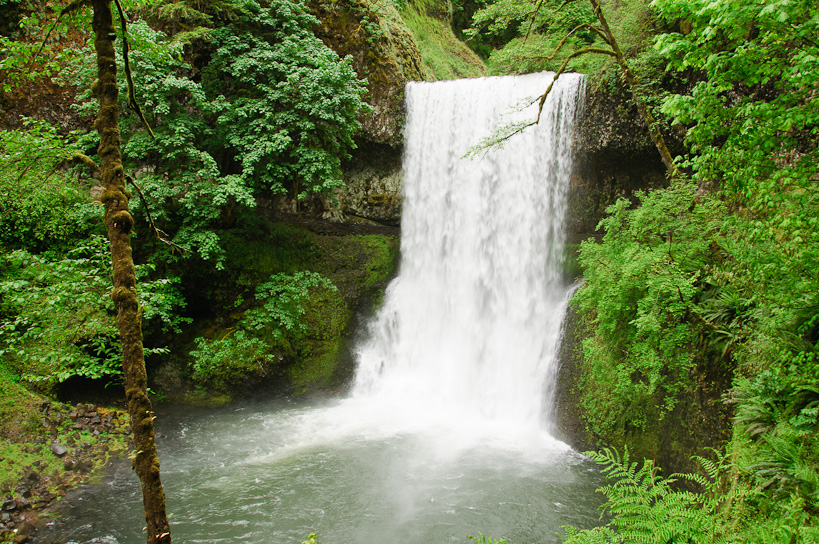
left=555, top=80, right=730, bottom=476
left=309, top=0, right=485, bottom=226
left=311, top=0, right=429, bottom=147
left=566, top=79, right=678, bottom=244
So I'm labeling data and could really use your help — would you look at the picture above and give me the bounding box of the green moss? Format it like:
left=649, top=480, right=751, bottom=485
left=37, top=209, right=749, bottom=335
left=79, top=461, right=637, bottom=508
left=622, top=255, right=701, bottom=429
left=563, top=243, right=583, bottom=281
left=399, top=0, right=486, bottom=80
left=176, top=218, right=400, bottom=398
left=0, top=363, right=39, bottom=442
left=0, top=372, right=129, bottom=522
left=180, top=391, right=233, bottom=407
left=288, top=338, right=344, bottom=394
left=356, top=234, right=400, bottom=288
left=302, top=287, right=350, bottom=340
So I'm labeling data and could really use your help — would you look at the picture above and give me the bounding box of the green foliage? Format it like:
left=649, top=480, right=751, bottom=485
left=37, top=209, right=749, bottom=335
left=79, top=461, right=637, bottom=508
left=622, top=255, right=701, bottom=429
left=0, top=236, right=187, bottom=385
left=189, top=271, right=338, bottom=386
left=0, top=237, right=120, bottom=384
left=465, top=0, right=656, bottom=75
left=65, top=0, right=371, bottom=267
left=574, top=182, right=725, bottom=433
left=574, top=1, right=819, bottom=540
left=562, top=448, right=819, bottom=544
left=654, top=0, right=819, bottom=196
left=203, top=0, right=369, bottom=197
left=0, top=120, right=98, bottom=251
left=562, top=449, right=738, bottom=544
left=466, top=0, right=597, bottom=74
left=0, top=3, right=88, bottom=94
left=467, top=533, right=506, bottom=544
left=244, top=271, right=337, bottom=338
left=650, top=0, right=819, bottom=524
left=123, top=0, right=247, bottom=41
left=189, top=329, right=271, bottom=382
left=731, top=371, right=819, bottom=510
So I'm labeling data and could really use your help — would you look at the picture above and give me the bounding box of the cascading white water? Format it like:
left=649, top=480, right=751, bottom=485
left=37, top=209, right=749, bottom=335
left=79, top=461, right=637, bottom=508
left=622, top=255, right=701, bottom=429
left=33, top=73, right=603, bottom=544
left=353, top=72, right=585, bottom=442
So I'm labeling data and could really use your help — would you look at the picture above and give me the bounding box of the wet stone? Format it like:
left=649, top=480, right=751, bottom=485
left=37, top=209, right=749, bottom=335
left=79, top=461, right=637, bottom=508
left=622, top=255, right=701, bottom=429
left=50, top=444, right=68, bottom=457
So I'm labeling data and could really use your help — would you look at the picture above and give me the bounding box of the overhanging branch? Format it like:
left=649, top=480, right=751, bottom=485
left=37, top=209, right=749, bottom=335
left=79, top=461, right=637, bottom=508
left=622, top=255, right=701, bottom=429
left=113, top=0, right=155, bottom=139
left=125, top=175, right=189, bottom=254
left=535, top=47, right=615, bottom=123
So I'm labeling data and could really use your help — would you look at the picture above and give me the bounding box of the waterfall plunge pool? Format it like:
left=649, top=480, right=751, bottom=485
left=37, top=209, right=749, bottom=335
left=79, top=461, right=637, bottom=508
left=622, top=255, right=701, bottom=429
left=34, top=397, right=604, bottom=544
left=35, top=71, right=605, bottom=543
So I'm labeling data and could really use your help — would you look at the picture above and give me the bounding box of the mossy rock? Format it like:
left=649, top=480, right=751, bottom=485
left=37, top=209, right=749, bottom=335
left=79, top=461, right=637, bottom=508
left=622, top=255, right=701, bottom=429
left=310, top=0, right=428, bottom=145
left=556, top=303, right=733, bottom=477
left=288, top=338, right=345, bottom=394
left=0, top=365, right=40, bottom=443
left=160, top=218, right=399, bottom=400
left=399, top=0, right=485, bottom=81
left=310, top=0, right=485, bottom=146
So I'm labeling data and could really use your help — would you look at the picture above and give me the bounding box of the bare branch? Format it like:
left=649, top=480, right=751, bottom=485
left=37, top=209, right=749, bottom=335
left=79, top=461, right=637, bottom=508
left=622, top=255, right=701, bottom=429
left=466, top=44, right=615, bottom=156
left=26, top=0, right=92, bottom=74
left=465, top=120, right=539, bottom=159
left=125, top=175, right=189, bottom=254
left=524, top=0, right=548, bottom=41
left=587, top=0, right=676, bottom=175
left=113, top=0, right=155, bottom=139
left=537, top=24, right=610, bottom=67
left=535, top=47, right=615, bottom=123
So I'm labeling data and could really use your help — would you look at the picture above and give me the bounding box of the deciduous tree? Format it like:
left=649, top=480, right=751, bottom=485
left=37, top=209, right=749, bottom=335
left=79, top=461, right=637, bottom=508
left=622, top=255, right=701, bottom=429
left=90, top=0, right=171, bottom=541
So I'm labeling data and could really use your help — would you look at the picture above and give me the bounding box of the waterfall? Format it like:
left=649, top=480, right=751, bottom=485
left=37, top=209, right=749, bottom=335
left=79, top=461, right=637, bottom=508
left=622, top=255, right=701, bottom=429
left=33, top=76, right=597, bottom=544
left=352, top=72, right=585, bottom=446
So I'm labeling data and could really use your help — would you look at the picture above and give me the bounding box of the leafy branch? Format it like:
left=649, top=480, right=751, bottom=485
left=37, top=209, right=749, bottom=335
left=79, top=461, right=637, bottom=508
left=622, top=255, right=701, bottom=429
left=469, top=0, right=675, bottom=176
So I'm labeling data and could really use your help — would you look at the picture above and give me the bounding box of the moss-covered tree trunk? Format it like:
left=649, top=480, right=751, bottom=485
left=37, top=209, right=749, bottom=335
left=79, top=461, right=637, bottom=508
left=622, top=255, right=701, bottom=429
left=588, top=0, right=676, bottom=175
left=91, top=2, right=172, bottom=543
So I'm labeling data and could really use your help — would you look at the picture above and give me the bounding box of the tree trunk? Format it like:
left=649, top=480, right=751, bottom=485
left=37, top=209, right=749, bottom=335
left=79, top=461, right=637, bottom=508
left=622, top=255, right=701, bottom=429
left=588, top=0, right=676, bottom=176
left=91, top=2, right=172, bottom=543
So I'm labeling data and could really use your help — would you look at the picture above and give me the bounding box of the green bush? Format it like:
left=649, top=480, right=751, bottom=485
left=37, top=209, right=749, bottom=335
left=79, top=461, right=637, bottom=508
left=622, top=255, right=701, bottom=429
left=573, top=182, right=725, bottom=434
left=189, top=271, right=339, bottom=388
left=0, top=236, right=187, bottom=386
left=0, top=120, right=98, bottom=251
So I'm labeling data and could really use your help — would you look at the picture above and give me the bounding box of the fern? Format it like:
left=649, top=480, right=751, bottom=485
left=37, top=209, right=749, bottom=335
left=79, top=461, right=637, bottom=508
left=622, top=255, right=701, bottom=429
left=562, top=448, right=740, bottom=544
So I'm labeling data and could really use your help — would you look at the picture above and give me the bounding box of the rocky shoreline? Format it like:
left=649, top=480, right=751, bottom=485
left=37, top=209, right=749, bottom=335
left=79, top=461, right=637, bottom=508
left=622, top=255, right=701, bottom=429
left=1, top=402, right=131, bottom=544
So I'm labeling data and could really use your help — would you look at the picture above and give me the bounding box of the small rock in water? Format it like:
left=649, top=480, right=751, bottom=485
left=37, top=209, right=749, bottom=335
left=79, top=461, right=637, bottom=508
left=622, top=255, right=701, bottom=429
left=50, top=444, right=68, bottom=457
left=88, top=536, right=120, bottom=544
